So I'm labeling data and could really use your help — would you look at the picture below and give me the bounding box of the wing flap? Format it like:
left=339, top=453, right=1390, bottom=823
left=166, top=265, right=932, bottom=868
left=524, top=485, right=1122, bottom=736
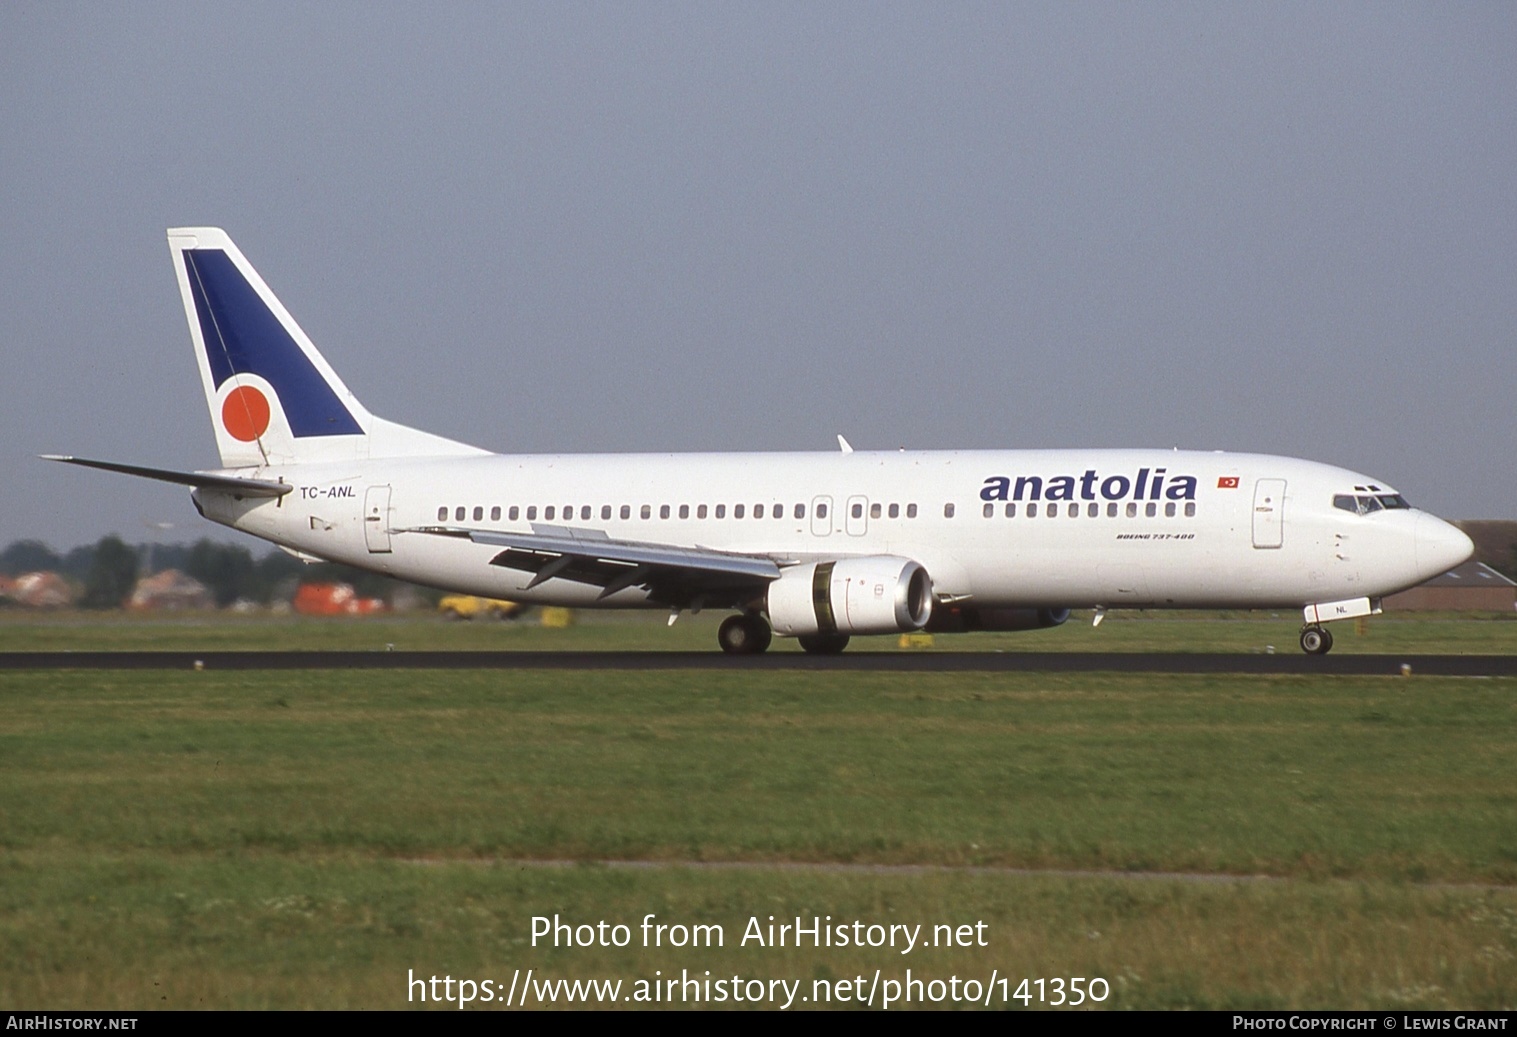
left=412, top=525, right=781, bottom=604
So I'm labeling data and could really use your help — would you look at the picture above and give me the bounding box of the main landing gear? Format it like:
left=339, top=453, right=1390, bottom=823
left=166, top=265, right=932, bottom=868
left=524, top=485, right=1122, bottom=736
left=797, top=633, right=850, bottom=655
left=718, top=613, right=773, bottom=655
left=1299, top=624, right=1334, bottom=655
left=716, top=614, right=852, bottom=655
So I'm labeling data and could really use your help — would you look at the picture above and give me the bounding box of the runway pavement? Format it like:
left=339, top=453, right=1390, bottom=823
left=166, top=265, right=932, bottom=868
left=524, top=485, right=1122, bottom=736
left=2, top=651, right=1515, bottom=675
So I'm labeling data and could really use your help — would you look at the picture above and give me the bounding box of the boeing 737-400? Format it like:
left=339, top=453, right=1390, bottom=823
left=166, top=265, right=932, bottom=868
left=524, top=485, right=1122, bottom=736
left=46, top=228, right=1474, bottom=654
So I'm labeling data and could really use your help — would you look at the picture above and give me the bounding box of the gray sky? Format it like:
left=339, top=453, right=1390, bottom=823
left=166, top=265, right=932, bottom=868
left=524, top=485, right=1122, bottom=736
left=3, top=2, right=1513, bottom=549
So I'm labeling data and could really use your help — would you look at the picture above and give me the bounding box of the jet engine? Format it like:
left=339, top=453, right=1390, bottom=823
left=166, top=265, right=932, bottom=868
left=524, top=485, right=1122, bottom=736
left=926, top=606, right=1070, bottom=633
left=767, top=557, right=933, bottom=636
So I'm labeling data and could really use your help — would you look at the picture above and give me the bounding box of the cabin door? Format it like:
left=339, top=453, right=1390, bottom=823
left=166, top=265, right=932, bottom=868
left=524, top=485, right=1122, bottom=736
left=364, top=485, right=393, bottom=554
left=1252, top=479, right=1285, bottom=549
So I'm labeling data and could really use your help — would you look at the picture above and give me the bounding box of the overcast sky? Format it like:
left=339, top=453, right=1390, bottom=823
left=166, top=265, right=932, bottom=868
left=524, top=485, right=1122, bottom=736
left=3, top=2, right=1512, bottom=549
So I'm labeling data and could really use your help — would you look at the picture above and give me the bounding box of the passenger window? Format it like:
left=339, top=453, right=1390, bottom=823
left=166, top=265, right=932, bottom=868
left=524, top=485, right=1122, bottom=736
left=1185, top=502, right=1196, bottom=517
left=870, top=503, right=881, bottom=519
left=852, top=503, right=863, bottom=519
left=1005, top=503, right=1016, bottom=518
left=621, top=505, right=631, bottom=520
left=1107, top=503, right=1117, bottom=518
left=1165, top=502, right=1176, bottom=517
left=716, top=504, right=726, bottom=519
left=1027, top=502, right=1039, bottom=518
left=1145, top=502, right=1157, bottom=517
left=795, top=504, right=805, bottom=519
left=906, top=504, right=917, bottom=519
left=509, top=506, right=520, bottom=521
left=755, top=504, right=765, bottom=519
left=889, top=503, right=899, bottom=519
left=437, top=507, right=447, bottom=521
left=1067, top=503, right=1078, bottom=518
left=545, top=506, right=556, bottom=520
left=641, top=504, right=652, bottom=519
left=944, top=503, right=955, bottom=518
left=817, top=503, right=828, bottom=518
left=491, top=506, right=501, bottom=521
left=774, top=505, right=784, bottom=520
left=455, top=506, right=465, bottom=521
left=580, top=505, right=590, bottom=521
left=1049, top=505, right=1059, bottom=518
left=679, top=504, right=689, bottom=519
left=473, top=506, right=483, bottom=521
left=733, top=504, right=744, bottom=519
left=1086, top=503, right=1097, bottom=517
left=697, top=504, right=708, bottom=519
left=527, top=506, right=537, bottom=521
left=983, top=502, right=994, bottom=518
left=602, top=505, right=612, bottom=520
left=660, top=504, right=671, bottom=519
left=1126, top=503, right=1137, bottom=518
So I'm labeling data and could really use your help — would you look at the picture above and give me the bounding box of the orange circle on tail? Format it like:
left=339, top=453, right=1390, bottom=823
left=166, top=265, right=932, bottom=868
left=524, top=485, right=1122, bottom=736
left=222, top=386, right=271, bottom=442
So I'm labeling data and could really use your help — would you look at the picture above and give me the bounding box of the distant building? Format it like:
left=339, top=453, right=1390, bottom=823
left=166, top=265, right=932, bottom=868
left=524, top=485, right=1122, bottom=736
left=129, top=569, right=213, bottom=611
left=3, top=571, right=76, bottom=608
left=292, top=582, right=387, bottom=616
left=1383, top=561, right=1517, bottom=612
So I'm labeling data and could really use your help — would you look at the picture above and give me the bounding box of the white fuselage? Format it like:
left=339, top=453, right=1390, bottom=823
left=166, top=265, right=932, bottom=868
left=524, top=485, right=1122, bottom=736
left=192, top=447, right=1469, bottom=613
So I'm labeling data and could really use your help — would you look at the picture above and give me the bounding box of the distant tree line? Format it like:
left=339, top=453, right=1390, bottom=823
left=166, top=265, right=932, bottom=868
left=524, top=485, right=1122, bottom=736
left=0, top=537, right=442, bottom=610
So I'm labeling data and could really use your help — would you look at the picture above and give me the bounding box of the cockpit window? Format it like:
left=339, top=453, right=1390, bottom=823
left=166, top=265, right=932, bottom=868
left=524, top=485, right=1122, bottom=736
left=1334, top=493, right=1412, bottom=515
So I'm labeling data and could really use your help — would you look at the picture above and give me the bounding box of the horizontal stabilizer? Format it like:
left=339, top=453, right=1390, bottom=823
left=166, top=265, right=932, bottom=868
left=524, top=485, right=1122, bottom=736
left=41, top=455, right=293, bottom=498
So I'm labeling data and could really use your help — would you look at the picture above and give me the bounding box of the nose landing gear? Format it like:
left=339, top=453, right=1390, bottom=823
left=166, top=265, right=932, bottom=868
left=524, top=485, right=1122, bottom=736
left=1299, top=625, right=1334, bottom=655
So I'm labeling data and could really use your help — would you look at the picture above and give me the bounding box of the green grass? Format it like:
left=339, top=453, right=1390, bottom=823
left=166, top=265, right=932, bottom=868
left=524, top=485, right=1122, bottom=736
left=0, top=606, right=1513, bottom=653
left=2, top=662, right=1515, bottom=1009
left=5, top=854, right=1514, bottom=1010
left=4, top=669, right=1515, bottom=880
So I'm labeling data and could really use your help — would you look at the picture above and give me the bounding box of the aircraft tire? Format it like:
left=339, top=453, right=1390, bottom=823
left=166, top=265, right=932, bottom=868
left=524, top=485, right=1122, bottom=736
left=719, top=613, right=773, bottom=655
left=1300, top=625, right=1333, bottom=655
left=797, top=634, right=850, bottom=654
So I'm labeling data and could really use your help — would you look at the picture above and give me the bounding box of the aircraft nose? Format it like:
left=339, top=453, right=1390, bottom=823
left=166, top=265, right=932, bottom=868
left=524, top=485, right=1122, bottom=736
left=1415, top=513, right=1474, bottom=577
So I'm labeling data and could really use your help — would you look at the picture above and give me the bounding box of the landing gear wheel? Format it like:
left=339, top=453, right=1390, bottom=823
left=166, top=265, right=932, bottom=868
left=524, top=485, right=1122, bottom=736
left=1300, top=625, right=1334, bottom=655
left=718, top=613, right=773, bottom=655
left=797, top=633, right=851, bottom=655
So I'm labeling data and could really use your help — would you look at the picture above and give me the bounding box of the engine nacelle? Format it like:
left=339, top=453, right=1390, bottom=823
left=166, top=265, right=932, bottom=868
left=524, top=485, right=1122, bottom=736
left=767, top=556, right=933, bottom=637
left=926, top=606, right=1070, bottom=633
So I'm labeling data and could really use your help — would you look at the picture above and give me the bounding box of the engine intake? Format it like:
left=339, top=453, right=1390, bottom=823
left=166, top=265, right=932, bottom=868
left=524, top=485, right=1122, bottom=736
left=767, top=557, right=933, bottom=637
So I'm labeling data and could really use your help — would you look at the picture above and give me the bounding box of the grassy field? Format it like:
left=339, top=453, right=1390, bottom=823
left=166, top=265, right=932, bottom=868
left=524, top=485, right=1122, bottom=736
left=0, top=605, right=1513, bottom=653
left=1, top=628, right=1515, bottom=1010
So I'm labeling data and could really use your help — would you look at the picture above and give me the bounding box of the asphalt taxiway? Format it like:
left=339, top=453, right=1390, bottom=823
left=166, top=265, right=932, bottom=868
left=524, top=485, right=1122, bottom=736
left=1, top=651, right=1514, bottom=675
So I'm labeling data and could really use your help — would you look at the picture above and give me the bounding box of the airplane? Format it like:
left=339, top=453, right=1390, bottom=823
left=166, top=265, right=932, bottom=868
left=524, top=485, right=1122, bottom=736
left=46, top=227, right=1475, bottom=655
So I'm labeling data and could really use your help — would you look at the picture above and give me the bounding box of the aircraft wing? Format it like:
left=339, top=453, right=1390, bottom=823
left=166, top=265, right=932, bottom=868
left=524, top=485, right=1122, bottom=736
left=41, top=455, right=293, bottom=498
left=413, top=525, right=782, bottom=604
